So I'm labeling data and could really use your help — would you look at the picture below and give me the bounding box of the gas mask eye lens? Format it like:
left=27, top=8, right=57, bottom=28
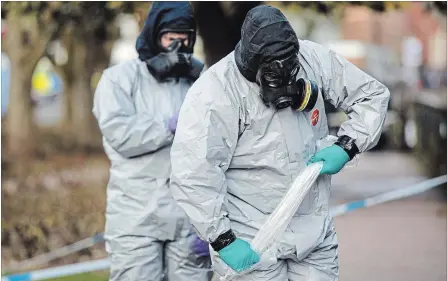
left=263, top=73, right=281, bottom=87
left=264, top=73, right=279, bottom=82
left=290, top=67, right=298, bottom=76
left=159, top=29, right=195, bottom=54
left=166, top=39, right=182, bottom=52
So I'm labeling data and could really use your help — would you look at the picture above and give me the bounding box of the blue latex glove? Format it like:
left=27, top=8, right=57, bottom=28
left=218, top=238, right=260, bottom=273
left=191, top=235, right=210, bottom=257
left=167, top=111, right=179, bottom=133
left=308, top=144, right=350, bottom=175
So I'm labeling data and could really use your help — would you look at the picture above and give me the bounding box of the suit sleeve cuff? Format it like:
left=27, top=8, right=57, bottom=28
left=335, top=135, right=359, bottom=160
left=210, top=229, right=236, bottom=251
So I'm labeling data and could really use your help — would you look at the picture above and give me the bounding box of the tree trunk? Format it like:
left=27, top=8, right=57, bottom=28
left=193, top=2, right=261, bottom=66
left=6, top=59, right=35, bottom=159
left=46, top=26, right=79, bottom=148
left=3, top=6, right=58, bottom=160
left=70, top=40, right=98, bottom=150
left=62, top=79, right=74, bottom=130
left=72, top=76, right=96, bottom=149
left=60, top=78, right=75, bottom=147
left=4, top=16, right=38, bottom=160
left=61, top=21, right=117, bottom=151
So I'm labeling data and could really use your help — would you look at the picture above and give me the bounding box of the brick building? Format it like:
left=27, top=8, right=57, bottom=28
left=341, top=3, right=446, bottom=70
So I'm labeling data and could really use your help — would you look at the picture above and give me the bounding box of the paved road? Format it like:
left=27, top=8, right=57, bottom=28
left=330, top=151, right=447, bottom=281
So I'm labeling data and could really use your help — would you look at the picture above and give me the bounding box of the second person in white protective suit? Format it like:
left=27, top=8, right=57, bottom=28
left=170, top=5, right=390, bottom=281
left=92, top=2, right=212, bottom=281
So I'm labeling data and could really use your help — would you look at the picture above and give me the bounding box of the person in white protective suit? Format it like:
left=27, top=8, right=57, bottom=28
left=170, top=5, right=390, bottom=281
left=92, top=2, right=212, bottom=281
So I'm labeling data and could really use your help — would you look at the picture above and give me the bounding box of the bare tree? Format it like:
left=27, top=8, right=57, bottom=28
left=46, top=2, right=149, bottom=150
left=2, top=2, right=61, bottom=159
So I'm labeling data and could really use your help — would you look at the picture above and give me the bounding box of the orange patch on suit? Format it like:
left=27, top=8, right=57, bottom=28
left=311, top=109, right=319, bottom=126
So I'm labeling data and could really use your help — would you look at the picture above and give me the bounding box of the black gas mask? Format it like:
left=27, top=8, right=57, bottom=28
left=165, top=38, right=194, bottom=76
left=145, top=29, right=203, bottom=82
left=256, top=53, right=318, bottom=111
left=157, top=28, right=196, bottom=54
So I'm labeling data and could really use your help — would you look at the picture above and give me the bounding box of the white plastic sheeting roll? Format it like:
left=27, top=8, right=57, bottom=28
left=251, top=161, right=323, bottom=254
left=220, top=161, right=323, bottom=281
left=219, top=135, right=358, bottom=280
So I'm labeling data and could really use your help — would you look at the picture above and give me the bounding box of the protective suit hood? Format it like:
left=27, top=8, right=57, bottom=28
left=235, top=5, right=300, bottom=82
left=136, top=1, right=196, bottom=61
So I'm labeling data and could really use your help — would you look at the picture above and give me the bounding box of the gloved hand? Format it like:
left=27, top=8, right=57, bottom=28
left=146, top=40, right=191, bottom=81
left=307, top=144, right=350, bottom=175
left=167, top=111, right=179, bottom=134
left=218, top=238, right=260, bottom=273
left=191, top=235, right=210, bottom=257
left=185, top=57, right=204, bottom=81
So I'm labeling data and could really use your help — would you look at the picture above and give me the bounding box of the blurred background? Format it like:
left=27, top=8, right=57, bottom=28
left=1, top=1, right=446, bottom=281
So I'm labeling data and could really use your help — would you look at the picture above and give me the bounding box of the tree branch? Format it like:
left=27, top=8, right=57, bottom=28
left=20, top=6, right=59, bottom=69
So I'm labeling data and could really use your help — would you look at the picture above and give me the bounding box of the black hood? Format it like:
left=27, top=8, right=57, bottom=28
left=235, top=5, right=300, bottom=82
left=136, top=1, right=196, bottom=61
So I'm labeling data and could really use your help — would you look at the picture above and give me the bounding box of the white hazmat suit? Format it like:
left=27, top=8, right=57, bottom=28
left=170, top=5, right=390, bottom=280
left=93, top=2, right=211, bottom=280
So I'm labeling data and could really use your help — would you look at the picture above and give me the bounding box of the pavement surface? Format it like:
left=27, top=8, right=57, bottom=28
left=331, top=151, right=447, bottom=281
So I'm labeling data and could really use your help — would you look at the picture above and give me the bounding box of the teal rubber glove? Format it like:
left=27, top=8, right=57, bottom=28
left=308, top=144, right=350, bottom=175
left=218, top=238, right=260, bottom=273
